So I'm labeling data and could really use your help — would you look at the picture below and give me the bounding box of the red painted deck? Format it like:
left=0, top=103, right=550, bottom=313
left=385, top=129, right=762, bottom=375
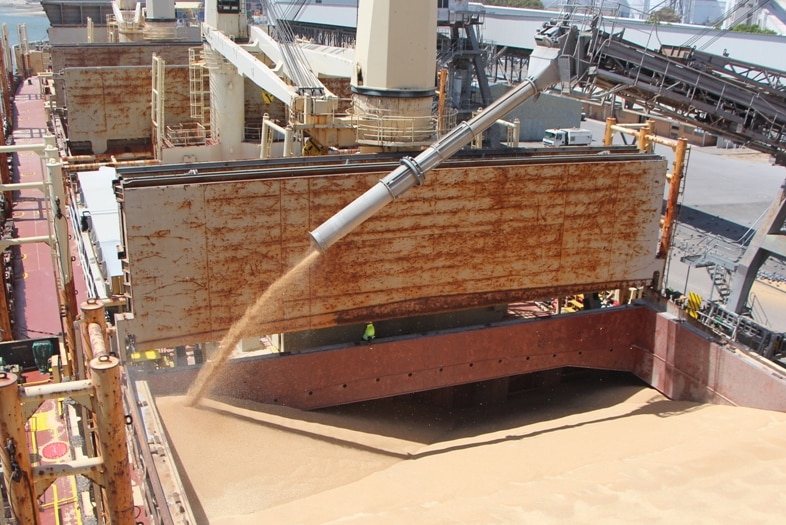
left=11, top=78, right=63, bottom=340
left=6, top=75, right=80, bottom=525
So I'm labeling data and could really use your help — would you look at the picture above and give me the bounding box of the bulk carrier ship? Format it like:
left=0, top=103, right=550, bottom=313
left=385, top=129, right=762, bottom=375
left=2, top=1, right=786, bottom=523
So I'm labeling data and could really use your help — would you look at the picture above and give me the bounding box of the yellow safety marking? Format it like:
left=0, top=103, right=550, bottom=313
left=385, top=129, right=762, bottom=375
left=55, top=482, right=62, bottom=525
left=261, top=89, right=274, bottom=104
left=13, top=211, right=25, bottom=217
left=41, top=476, right=82, bottom=524
left=39, top=477, right=80, bottom=525
left=21, top=253, right=27, bottom=260
left=686, top=291, right=702, bottom=319
left=22, top=272, right=29, bottom=279
left=131, top=349, right=161, bottom=362
left=28, top=401, right=83, bottom=524
left=39, top=482, right=60, bottom=525
left=39, top=483, right=58, bottom=514
left=27, top=423, right=38, bottom=467
left=71, top=475, right=84, bottom=525
left=30, top=413, right=47, bottom=467
left=31, top=411, right=51, bottom=432
left=41, top=476, right=81, bottom=523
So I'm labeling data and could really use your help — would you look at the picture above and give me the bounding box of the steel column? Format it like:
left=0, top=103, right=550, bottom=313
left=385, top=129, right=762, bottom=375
left=658, top=137, right=688, bottom=259
left=603, top=117, right=615, bottom=146
left=209, top=50, right=245, bottom=159
left=728, top=179, right=786, bottom=313
left=0, top=372, right=38, bottom=524
left=90, top=355, right=135, bottom=524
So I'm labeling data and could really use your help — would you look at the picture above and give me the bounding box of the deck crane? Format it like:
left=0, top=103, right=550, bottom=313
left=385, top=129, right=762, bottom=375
left=261, top=0, right=325, bottom=97
left=202, top=0, right=359, bottom=157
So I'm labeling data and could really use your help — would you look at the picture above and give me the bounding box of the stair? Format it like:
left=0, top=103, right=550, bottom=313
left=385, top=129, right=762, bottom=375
left=708, top=263, right=732, bottom=303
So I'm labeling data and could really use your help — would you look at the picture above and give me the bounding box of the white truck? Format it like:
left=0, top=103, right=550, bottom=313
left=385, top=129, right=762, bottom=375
left=542, top=128, right=593, bottom=147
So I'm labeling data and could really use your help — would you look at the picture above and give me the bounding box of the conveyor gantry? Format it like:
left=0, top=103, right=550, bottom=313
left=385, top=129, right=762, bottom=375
left=575, top=23, right=786, bottom=164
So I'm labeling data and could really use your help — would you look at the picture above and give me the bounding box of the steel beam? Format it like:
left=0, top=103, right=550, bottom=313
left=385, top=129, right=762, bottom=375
left=728, top=179, right=786, bottom=313
left=204, top=25, right=298, bottom=106
left=586, top=35, right=786, bottom=160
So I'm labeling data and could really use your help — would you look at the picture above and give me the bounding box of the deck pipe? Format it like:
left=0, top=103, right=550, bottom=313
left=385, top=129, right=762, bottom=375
left=309, top=45, right=563, bottom=252
left=80, top=298, right=110, bottom=362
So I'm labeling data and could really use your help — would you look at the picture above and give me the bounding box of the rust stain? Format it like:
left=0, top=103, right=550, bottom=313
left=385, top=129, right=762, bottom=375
left=147, top=230, right=172, bottom=239
left=52, top=43, right=191, bottom=69
left=63, top=63, right=192, bottom=151
left=120, top=155, right=667, bottom=348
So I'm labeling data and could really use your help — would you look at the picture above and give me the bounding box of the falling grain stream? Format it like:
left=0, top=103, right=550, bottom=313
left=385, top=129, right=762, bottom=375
left=185, top=249, right=321, bottom=407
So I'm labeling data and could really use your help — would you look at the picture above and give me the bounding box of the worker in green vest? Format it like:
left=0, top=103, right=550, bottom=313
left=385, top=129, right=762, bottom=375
left=363, top=322, right=376, bottom=342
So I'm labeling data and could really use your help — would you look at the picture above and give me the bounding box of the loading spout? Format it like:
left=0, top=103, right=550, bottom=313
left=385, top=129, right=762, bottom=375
left=309, top=44, right=566, bottom=252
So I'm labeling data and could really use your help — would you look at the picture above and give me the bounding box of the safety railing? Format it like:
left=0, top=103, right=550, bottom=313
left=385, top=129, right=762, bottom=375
left=143, top=24, right=180, bottom=41
left=693, top=300, right=785, bottom=364
left=245, top=120, right=263, bottom=142
left=290, top=96, right=353, bottom=127
left=353, top=111, right=441, bottom=146
left=164, top=122, right=209, bottom=147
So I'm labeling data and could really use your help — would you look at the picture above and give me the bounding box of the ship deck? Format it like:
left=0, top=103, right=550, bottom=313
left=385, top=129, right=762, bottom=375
left=5, top=67, right=786, bottom=522
left=5, top=76, right=149, bottom=524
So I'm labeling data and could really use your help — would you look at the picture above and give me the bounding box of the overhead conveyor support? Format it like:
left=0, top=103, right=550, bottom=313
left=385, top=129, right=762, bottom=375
left=583, top=30, right=786, bottom=163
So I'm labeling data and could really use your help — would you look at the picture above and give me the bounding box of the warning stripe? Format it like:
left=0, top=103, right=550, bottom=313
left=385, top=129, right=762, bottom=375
left=686, top=292, right=702, bottom=319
